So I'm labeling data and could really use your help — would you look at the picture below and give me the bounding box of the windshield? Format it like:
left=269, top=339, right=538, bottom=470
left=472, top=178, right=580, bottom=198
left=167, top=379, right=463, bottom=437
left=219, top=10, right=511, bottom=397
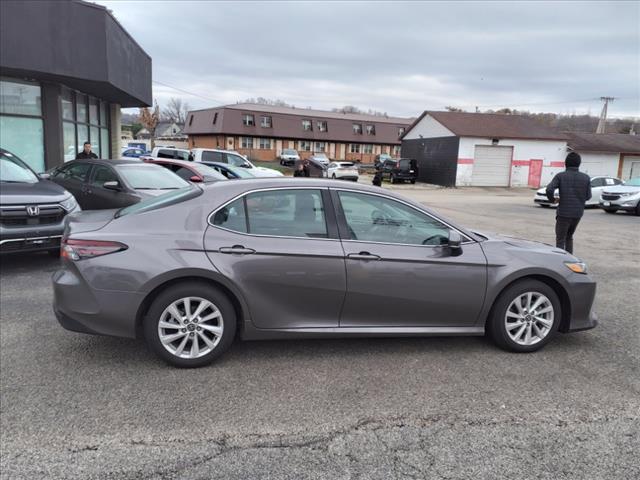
left=116, top=164, right=190, bottom=189
left=115, top=186, right=201, bottom=218
left=314, top=153, right=328, bottom=159
left=189, top=163, right=227, bottom=180
left=283, top=149, right=297, bottom=155
left=624, top=177, right=640, bottom=186
left=226, top=165, right=255, bottom=178
left=0, top=152, right=39, bottom=183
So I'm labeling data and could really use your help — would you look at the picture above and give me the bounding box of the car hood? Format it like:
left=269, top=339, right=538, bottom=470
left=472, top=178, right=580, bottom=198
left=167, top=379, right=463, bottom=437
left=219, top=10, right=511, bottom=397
left=250, top=167, right=284, bottom=177
left=0, top=180, right=71, bottom=205
left=473, top=230, right=569, bottom=255
left=536, top=187, right=558, bottom=195
left=603, top=185, right=640, bottom=194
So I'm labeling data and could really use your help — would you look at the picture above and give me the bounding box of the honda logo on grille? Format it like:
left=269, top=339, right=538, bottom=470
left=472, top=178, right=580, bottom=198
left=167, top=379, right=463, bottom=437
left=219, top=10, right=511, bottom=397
left=26, top=206, right=40, bottom=216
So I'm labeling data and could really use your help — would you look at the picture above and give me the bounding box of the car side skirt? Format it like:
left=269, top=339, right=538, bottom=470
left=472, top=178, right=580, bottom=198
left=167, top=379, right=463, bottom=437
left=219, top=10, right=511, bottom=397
left=241, top=326, right=485, bottom=341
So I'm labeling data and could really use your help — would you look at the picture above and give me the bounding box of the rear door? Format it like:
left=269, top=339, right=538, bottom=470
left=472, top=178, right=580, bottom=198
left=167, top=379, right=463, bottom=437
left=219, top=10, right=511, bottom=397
left=204, top=188, right=346, bottom=329
left=333, top=189, right=487, bottom=327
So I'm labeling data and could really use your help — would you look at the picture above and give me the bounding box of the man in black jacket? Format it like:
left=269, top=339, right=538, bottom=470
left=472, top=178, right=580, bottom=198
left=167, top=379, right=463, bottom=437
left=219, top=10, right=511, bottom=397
left=76, top=141, right=98, bottom=159
left=546, top=152, right=591, bottom=254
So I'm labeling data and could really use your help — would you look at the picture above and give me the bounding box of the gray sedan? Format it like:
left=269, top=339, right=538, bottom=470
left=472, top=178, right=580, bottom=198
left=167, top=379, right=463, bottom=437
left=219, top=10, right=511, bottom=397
left=53, top=179, right=597, bottom=367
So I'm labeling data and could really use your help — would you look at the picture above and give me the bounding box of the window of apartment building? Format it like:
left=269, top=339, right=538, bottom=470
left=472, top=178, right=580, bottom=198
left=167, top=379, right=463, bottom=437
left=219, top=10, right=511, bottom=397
left=242, top=114, right=255, bottom=126
left=363, top=144, right=374, bottom=154
left=189, top=114, right=194, bottom=126
left=314, top=142, right=326, bottom=152
left=258, top=138, right=272, bottom=149
left=352, top=123, right=363, bottom=134
left=299, top=141, right=312, bottom=151
left=366, top=124, right=376, bottom=135
left=241, top=137, right=253, bottom=149
left=60, top=86, right=110, bottom=162
left=212, top=112, right=218, bottom=124
left=317, top=120, right=328, bottom=132
left=393, top=145, right=401, bottom=156
left=350, top=144, right=361, bottom=153
left=0, top=77, right=44, bottom=172
left=261, top=116, right=272, bottom=128
left=398, top=127, right=405, bottom=137
left=302, top=119, right=312, bottom=131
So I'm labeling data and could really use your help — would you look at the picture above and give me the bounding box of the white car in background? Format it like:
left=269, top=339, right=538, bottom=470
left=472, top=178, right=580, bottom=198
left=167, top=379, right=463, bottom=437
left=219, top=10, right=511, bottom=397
left=309, top=153, right=330, bottom=166
left=534, top=175, right=622, bottom=207
left=279, top=149, right=300, bottom=166
left=600, top=177, right=640, bottom=215
left=190, top=148, right=283, bottom=178
left=327, top=161, right=359, bottom=181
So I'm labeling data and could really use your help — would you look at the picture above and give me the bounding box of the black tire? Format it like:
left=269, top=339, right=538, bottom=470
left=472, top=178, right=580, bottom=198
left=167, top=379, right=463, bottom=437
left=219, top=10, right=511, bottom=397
left=390, top=174, right=396, bottom=184
left=332, top=173, right=336, bottom=179
left=410, top=179, right=416, bottom=184
left=635, top=203, right=640, bottom=216
left=143, top=282, right=237, bottom=367
left=603, top=208, right=618, bottom=214
left=539, top=204, right=550, bottom=208
left=47, top=248, right=60, bottom=258
left=487, top=279, right=561, bottom=353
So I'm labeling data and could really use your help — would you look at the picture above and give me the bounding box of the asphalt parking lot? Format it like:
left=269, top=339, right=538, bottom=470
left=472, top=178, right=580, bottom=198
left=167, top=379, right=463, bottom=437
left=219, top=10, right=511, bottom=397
left=1, top=185, right=638, bottom=479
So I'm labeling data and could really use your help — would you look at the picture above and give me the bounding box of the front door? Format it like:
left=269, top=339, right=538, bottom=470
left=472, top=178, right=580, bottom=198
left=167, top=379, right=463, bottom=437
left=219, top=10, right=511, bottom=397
left=51, top=162, right=93, bottom=209
left=333, top=190, right=487, bottom=327
left=86, top=164, right=132, bottom=210
left=204, top=188, right=346, bottom=329
left=528, top=159, right=543, bottom=188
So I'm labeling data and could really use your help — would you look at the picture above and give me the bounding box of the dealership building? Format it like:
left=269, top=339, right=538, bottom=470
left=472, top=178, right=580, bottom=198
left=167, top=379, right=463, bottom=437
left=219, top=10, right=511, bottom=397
left=184, top=103, right=413, bottom=163
left=0, top=0, right=151, bottom=173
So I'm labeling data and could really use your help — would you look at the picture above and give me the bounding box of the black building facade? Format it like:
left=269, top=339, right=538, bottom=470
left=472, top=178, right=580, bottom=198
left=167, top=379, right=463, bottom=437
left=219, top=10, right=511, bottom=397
left=401, top=137, right=460, bottom=187
left=0, top=0, right=151, bottom=172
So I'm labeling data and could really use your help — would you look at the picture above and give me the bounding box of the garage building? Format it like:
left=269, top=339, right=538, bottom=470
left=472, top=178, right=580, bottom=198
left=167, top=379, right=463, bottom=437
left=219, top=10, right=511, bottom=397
left=401, top=111, right=568, bottom=187
left=566, top=132, right=640, bottom=181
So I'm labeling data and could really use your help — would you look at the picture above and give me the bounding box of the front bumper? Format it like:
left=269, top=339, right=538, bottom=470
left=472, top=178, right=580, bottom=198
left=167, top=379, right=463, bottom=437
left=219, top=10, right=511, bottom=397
left=0, top=222, right=65, bottom=254
left=562, top=273, right=598, bottom=333
left=599, top=198, right=639, bottom=211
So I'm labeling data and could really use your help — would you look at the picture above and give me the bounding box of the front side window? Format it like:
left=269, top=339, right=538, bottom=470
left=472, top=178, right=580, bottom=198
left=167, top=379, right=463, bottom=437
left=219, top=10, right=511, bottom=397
left=338, top=191, right=451, bottom=246
left=350, top=144, right=361, bottom=153
left=56, top=162, right=92, bottom=182
left=261, top=116, right=272, bottom=128
left=302, top=119, right=312, bottom=131
left=213, top=198, right=248, bottom=232
left=91, top=165, right=118, bottom=187
left=242, top=114, right=255, bottom=126
left=353, top=124, right=362, bottom=134
left=226, top=153, right=249, bottom=167
left=590, top=177, right=604, bottom=187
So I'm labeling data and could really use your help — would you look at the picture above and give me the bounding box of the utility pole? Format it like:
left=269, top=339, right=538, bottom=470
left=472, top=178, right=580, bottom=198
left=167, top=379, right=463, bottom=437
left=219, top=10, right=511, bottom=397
left=596, top=97, right=615, bottom=133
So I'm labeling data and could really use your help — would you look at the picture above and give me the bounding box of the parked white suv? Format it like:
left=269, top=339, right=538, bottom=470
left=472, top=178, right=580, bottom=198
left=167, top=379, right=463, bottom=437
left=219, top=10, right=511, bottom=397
left=149, top=147, right=192, bottom=161
left=600, top=177, right=640, bottom=215
left=279, top=149, right=300, bottom=166
left=191, top=148, right=283, bottom=177
left=534, top=175, right=622, bottom=207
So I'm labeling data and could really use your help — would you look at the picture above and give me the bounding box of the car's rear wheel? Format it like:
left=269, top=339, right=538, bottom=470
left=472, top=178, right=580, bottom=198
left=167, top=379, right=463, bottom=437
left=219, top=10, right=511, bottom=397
left=487, top=279, right=560, bottom=353
left=144, top=282, right=236, bottom=367
left=603, top=208, right=618, bottom=214
left=410, top=179, right=416, bottom=184
left=635, top=203, right=640, bottom=216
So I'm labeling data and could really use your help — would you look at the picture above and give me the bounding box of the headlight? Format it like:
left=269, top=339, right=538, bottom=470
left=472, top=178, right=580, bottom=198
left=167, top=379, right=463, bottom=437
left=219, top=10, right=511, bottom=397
left=60, top=195, right=78, bottom=212
left=565, top=261, right=587, bottom=274
left=621, top=191, right=640, bottom=196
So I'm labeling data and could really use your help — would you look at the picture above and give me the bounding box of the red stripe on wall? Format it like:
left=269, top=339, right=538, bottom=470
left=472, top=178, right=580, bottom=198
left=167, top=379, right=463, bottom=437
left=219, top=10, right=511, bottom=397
left=549, top=161, right=565, bottom=167
left=457, top=158, right=474, bottom=164
left=512, top=160, right=530, bottom=166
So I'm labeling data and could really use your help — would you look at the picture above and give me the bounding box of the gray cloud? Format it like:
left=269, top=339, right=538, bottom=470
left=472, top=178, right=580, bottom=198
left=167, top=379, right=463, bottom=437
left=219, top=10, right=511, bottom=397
left=101, top=0, right=640, bottom=118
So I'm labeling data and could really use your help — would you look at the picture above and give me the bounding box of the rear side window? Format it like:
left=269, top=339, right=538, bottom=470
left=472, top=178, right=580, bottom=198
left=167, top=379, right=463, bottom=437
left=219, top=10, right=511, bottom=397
left=399, top=159, right=411, bottom=170
left=211, top=189, right=328, bottom=238
left=201, top=151, right=223, bottom=162
left=174, top=166, right=196, bottom=181
left=157, top=149, right=174, bottom=159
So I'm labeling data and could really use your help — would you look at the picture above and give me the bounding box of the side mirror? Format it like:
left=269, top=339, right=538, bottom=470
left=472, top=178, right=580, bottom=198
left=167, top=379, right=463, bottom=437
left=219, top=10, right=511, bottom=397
left=189, top=175, right=202, bottom=183
left=39, top=172, right=51, bottom=180
left=448, top=230, right=462, bottom=251
left=103, top=181, right=122, bottom=191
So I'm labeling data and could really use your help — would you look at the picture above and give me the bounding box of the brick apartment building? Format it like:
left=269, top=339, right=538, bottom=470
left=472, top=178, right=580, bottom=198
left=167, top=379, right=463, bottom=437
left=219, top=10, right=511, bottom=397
left=183, top=103, right=413, bottom=163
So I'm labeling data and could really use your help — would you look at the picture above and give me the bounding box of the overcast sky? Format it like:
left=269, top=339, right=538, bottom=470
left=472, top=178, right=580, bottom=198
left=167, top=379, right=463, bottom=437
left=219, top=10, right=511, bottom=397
left=100, top=0, right=640, bottom=119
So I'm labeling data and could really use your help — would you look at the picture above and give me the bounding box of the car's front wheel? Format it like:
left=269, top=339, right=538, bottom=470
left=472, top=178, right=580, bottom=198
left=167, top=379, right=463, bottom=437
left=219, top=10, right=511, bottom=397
left=487, top=279, right=560, bottom=353
left=603, top=208, right=618, bottom=214
left=144, top=282, right=236, bottom=367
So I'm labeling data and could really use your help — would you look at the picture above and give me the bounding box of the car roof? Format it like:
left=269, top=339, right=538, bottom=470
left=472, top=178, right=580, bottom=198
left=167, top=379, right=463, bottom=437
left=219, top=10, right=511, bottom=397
left=145, top=158, right=196, bottom=168
left=66, top=158, right=142, bottom=166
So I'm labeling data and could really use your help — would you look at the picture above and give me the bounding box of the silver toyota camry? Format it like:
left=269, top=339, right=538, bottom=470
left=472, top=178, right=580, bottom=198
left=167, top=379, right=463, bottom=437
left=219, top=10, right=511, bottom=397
left=53, top=179, right=597, bottom=367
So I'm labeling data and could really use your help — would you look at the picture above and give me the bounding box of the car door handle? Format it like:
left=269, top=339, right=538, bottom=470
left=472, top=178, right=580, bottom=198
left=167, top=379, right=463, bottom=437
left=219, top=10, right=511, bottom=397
left=347, top=251, right=381, bottom=261
left=219, top=245, right=256, bottom=255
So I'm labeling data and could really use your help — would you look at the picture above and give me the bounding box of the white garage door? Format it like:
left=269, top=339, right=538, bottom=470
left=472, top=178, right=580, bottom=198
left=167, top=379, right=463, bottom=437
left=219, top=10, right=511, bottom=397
left=581, top=160, right=612, bottom=177
left=622, top=155, right=640, bottom=180
left=472, top=146, right=513, bottom=186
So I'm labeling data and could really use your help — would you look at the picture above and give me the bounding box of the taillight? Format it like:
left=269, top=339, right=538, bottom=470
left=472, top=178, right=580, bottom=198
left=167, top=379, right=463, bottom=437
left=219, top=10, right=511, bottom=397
left=61, top=238, right=128, bottom=261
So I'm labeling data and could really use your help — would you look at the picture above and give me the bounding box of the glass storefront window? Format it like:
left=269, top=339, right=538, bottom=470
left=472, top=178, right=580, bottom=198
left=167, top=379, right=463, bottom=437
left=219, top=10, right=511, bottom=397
left=76, top=124, right=88, bottom=154
left=89, top=96, right=98, bottom=125
left=100, top=101, right=107, bottom=126
left=0, top=116, right=45, bottom=172
left=63, top=121, right=76, bottom=162
left=90, top=126, right=100, bottom=157
left=101, top=128, right=109, bottom=158
left=62, top=88, right=74, bottom=120
left=76, top=94, right=87, bottom=123
left=0, top=78, right=41, bottom=116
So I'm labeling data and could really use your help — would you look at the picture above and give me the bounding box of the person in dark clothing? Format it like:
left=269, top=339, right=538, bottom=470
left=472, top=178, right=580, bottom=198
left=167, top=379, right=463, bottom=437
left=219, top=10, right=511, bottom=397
left=76, top=141, right=98, bottom=159
left=372, top=170, right=382, bottom=186
left=545, top=152, right=591, bottom=254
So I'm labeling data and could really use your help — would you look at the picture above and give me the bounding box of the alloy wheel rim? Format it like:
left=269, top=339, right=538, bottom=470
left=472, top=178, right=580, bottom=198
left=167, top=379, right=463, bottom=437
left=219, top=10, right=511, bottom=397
left=158, top=296, right=223, bottom=359
left=505, top=292, right=554, bottom=346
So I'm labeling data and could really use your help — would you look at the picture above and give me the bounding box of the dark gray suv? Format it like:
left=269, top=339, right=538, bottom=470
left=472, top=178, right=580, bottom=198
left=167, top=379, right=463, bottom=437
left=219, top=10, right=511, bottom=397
left=53, top=178, right=597, bottom=367
left=0, top=149, right=79, bottom=255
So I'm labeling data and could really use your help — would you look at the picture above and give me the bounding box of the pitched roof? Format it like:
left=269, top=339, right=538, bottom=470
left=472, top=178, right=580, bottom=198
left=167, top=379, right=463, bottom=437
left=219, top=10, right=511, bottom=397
left=197, top=103, right=414, bottom=125
left=566, top=132, right=640, bottom=154
left=403, top=111, right=568, bottom=141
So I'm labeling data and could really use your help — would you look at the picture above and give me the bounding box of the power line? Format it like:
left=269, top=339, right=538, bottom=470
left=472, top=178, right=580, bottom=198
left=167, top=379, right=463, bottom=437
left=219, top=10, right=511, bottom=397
left=465, top=97, right=606, bottom=110
left=152, top=80, right=226, bottom=105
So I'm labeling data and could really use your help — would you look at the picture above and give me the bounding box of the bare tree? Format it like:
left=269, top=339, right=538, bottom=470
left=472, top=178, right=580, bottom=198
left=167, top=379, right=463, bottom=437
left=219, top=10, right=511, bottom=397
left=161, top=97, right=191, bottom=124
left=139, top=101, right=160, bottom=148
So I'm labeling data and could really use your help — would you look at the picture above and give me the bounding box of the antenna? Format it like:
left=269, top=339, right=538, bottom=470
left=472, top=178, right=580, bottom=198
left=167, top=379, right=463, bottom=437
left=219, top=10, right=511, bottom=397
left=596, top=97, right=615, bottom=133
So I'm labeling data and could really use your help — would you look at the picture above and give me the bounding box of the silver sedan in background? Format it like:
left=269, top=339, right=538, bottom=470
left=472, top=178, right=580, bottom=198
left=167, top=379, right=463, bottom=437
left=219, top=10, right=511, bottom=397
left=54, top=179, right=597, bottom=367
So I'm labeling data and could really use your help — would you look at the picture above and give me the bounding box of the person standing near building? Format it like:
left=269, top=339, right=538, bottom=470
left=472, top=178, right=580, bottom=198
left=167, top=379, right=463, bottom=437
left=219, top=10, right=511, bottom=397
left=545, top=152, right=591, bottom=254
left=76, top=141, right=98, bottom=159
